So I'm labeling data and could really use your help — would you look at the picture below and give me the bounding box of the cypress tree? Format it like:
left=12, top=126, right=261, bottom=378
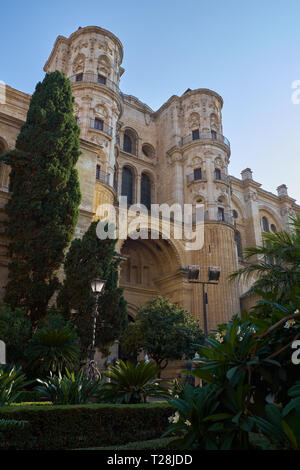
left=2, top=71, right=81, bottom=324
left=57, top=221, right=128, bottom=357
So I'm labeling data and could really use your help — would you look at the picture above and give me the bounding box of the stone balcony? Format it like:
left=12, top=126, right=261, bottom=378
left=179, top=131, right=230, bottom=150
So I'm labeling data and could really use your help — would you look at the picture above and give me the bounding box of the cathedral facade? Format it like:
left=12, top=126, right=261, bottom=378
left=0, top=25, right=299, bottom=342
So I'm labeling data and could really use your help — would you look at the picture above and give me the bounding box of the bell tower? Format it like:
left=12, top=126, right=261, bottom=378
left=44, top=26, right=124, bottom=220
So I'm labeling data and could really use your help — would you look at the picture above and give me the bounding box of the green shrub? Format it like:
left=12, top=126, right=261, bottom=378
left=98, top=360, right=169, bottom=404
left=0, top=402, right=174, bottom=450
left=25, top=324, right=80, bottom=375
left=36, top=369, right=101, bottom=404
left=0, top=303, right=31, bottom=366
left=0, top=366, right=29, bottom=406
left=250, top=381, right=300, bottom=450
left=81, top=437, right=176, bottom=450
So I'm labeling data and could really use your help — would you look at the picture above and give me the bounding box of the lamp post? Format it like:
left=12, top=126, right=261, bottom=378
left=90, top=278, right=106, bottom=361
left=186, top=265, right=221, bottom=337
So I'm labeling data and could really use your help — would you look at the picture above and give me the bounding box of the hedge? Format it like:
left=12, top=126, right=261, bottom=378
left=80, top=437, right=176, bottom=450
left=0, top=403, right=175, bottom=450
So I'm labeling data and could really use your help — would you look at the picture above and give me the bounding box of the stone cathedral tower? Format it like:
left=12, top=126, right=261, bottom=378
left=154, top=88, right=240, bottom=326
left=43, top=26, right=124, bottom=225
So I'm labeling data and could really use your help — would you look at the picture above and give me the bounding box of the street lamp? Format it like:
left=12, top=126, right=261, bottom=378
left=87, top=278, right=106, bottom=379
left=186, top=265, right=221, bottom=337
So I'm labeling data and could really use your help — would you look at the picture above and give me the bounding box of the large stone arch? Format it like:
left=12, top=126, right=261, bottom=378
left=117, top=232, right=185, bottom=315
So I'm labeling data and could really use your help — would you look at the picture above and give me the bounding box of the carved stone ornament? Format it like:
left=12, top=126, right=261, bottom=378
left=144, top=113, right=151, bottom=126
left=280, top=206, right=295, bottom=217
left=244, top=191, right=258, bottom=202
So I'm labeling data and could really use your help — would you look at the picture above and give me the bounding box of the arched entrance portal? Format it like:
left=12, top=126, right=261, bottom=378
left=119, top=236, right=184, bottom=315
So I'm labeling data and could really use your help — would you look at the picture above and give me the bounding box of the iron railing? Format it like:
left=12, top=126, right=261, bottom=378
left=179, top=131, right=230, bottom=149
left=69, top=72, right=120, bottom=95
left=186, top=171, right=207, bottom=184
left=214, top=172, right=230, bottom=184
left=96, top=170, right=110, bottom=185
left=90, top=119, right=113, bottom=137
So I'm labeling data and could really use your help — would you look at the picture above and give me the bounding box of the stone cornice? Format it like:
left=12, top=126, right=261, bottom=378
left=0, top=111, right=25, bottom=129
left=153, top=88, right=224, bottom=118
left=44, top=26, right=124, bottom=72
left=119, top=150, right=157, bottom=168
left=122, top=93, right=153, bottom=114
left=71, top=82, right=123, bottom=113
left=230, top=175, right=300, bottom=209
left=5, top=86, right=31, bottom=105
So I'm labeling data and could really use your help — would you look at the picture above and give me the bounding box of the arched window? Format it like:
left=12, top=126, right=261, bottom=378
left=141, top=173, right=151, bottom=210
left=261, top=216, right=269, bottom=232
left=232, top=209, right=238, bottom=219
left=123, top=133, right=132, bottom=153
left=121, top=167, right=134, bottom=205
left=271, top=224, right=277, bottom=233
left=234, top=231, right=243, bottom=258
left=123, top=129, right=138, bottom=155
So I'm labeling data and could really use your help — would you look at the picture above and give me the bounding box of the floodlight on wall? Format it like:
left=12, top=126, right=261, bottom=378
left=187, top=265, right=200, bottom=280
left=208, top=267, right=221, bottom=282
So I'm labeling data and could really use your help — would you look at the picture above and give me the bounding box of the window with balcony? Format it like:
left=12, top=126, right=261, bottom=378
left=194, top=168, right=202, bottom=180
left=121, top=166, right=134, bottom=205
left=192, top=129, right=200, bottom=140
left=94, top=118, right=104, bottom=131
left=214, top=168, right=221, bottom=180
left=96, top=164, right=101, bottom=180
left=97, top=74, right=107, bottom=85
left=75, top=73, right=83, bottom=82
left=217, top=207, right=225, bottom=221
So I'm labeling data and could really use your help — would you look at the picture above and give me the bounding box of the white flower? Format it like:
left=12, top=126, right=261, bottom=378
left=215, top=332, right=224, bottom=343
left=284, top=319, right=296, bottom=329
left=184, top=419, right=192, bottom=426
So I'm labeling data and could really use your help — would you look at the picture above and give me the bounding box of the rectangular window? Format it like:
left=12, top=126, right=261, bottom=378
left=194, top=168, right=202, bottom=180
left=211, top=130, right=217, bottom=139
left=76, top=73, right=83, bottom=82
left=98, top=74, right=107, bottom=85
left=214, top=168, right=221, bottom=180
left=192, top=129, right=200, bottom=140
left=96, top=164, right=101, bottom=180
left=94, top=118, right=104, bottom=131
left=217, top=207, right=225, bottom=221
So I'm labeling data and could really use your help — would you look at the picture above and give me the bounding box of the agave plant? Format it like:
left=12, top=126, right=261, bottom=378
left=98, top=360, right=169, bottom=404
left=35, top=369, right=101, bottom=404
left=0, top=366, right=29, bottom=406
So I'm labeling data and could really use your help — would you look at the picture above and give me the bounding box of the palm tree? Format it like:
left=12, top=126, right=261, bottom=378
left=230, top=215, right=300, bottom=301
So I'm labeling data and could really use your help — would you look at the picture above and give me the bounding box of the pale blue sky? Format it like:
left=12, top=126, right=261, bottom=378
left=1, top=0, right=299, bottom=202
